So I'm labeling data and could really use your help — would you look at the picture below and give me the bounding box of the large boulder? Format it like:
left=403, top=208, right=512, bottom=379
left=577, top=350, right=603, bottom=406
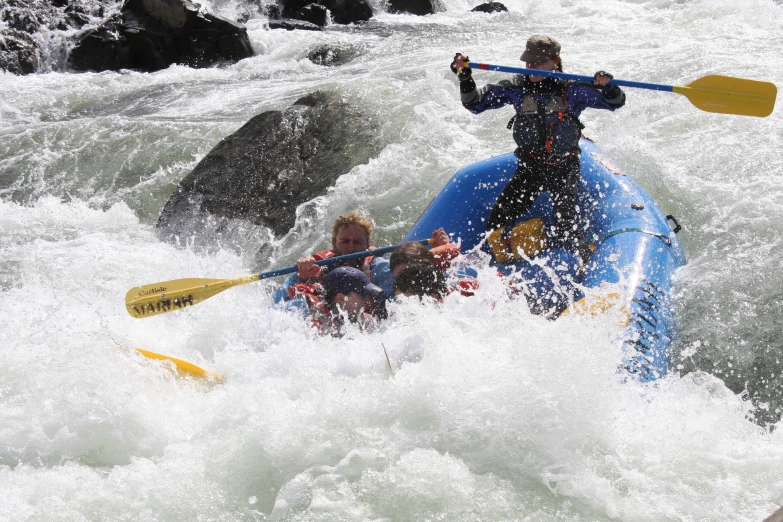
left=471, top=2, right=507, bottom=13
left=280, top=0, right=373, bottom=25
left=68, top=0, right=254, bottom=72
left=156, top=91, right=382, bottom=241
left=386, top=0, right=443, bottom=15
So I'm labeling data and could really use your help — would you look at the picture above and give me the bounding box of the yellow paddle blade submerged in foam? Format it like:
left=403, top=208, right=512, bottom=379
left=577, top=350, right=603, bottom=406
left=136, top=349, right=222, bottom=381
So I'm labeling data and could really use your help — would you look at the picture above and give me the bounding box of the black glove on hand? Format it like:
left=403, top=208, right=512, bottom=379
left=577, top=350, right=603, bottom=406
left=451, top=53, right=472, bottom=80
left=450, top=53, right=461, bottom=74
left=595, top=70, right=621, bottom=98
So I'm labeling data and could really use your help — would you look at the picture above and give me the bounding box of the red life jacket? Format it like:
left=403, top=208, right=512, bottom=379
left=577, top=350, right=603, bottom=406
left=451, top=278, right=479, bottom=297
left=286, top=282, right=340, bottom=336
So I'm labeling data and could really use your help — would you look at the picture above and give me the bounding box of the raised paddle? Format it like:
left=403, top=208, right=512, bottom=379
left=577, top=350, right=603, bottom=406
left=465, top=61, right=777, bottom=118
left=125, top=239, right=433, bottom=319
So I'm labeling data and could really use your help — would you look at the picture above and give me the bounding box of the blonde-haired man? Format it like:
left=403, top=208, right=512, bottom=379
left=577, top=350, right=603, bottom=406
left=272, top=212, right=389, bottom=306
left=295, top=211, right=375, bottom=281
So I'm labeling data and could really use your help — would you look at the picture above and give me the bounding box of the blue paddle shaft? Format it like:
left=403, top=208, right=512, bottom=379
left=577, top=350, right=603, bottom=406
left=256, top=239, right=431, bottom=280
left=467, top=62, right=675, bottom=93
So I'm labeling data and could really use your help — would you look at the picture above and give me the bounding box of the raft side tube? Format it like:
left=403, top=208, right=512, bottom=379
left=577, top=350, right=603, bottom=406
left=404, top=140, right=686, bottom=382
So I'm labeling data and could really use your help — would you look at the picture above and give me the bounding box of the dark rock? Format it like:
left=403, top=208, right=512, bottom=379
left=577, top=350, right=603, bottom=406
left=68, top=14, right=135, bottom=72
left=3, top=7, right=44, bottom=34
left=281, top=0, right=310, bottom=17
left=1, top=0, right=110, bottom=31
left=281, top=0, right=372, bottom=25
left=319, top=0, right=372, bottom=24
left=156, top=91, right=382, bottom=240
left=307, top=44, right=358, bottom=66
left=0, top=31, right=39, bottom=74
left=63, top=4, right=92, bottom=28
left=470, top=2, right=507, bottom=12
left=0, top=0, right=114, bottom=74
left=264, top=4, right=282, bottom=19
left=387, top=0, right=443, bottom=15
left=295, top=4, right=328, bottom=27
left=268, top=18, right=323, bottom=31
left=68, top=0, right=255, bottom=73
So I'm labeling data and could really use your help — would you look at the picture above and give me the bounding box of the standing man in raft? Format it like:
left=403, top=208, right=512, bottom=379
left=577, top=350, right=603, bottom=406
left=451, top=35, right=625, bottom=271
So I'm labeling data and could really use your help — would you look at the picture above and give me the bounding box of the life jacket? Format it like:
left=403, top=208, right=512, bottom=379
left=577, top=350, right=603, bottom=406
left=450, top=278, right=479, bottom=297
left=287, top=282, right=341, bottom=336
left=509, top=82, right=585, bottom=161
left=287, top=283, right=325, bottom=308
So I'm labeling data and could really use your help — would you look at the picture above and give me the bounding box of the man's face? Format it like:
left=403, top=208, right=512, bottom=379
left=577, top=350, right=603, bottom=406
left=334, top=291, right=369, bottom=319
left=333, top=224, right=369, bottom=256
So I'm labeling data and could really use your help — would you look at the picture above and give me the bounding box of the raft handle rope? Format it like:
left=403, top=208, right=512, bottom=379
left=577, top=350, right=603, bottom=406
left=583, top=214, right=682, bottom=247
left=666, top=214, right=682, bottom=234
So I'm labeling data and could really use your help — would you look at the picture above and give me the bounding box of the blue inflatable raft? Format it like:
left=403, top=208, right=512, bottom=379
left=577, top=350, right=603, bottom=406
left=404, top=139, right=686, bottom=382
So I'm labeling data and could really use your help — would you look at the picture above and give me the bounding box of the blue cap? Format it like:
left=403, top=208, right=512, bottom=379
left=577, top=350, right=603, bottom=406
left=324, top=266, right=385, bottom=301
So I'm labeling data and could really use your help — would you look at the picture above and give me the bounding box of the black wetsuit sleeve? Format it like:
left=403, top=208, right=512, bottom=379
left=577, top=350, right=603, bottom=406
left=459, top=72, right=478, bottom=105
left=461, top=79, right=520, bottom=113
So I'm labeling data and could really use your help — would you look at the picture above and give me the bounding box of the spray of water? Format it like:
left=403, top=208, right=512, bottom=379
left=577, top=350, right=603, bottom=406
left=2, top=0, right=783, bottom=519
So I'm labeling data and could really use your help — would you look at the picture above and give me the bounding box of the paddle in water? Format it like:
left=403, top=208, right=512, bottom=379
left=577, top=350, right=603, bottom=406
left=125, top=239, right=432, bottom=319
left=136, top=348, right=222, bottom=380
left=465, top=61, right=777, bottom=117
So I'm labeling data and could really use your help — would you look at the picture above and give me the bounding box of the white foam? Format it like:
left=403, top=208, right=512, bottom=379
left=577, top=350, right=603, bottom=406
left=2, top=0, right=783, bottom=518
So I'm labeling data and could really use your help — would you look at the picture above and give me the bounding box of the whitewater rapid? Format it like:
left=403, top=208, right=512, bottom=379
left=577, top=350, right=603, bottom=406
left=2, top=0, right=783, bottom=520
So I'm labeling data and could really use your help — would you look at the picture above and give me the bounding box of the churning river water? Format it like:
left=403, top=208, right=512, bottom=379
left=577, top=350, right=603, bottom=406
left=2, top=0, right=783, bottom=520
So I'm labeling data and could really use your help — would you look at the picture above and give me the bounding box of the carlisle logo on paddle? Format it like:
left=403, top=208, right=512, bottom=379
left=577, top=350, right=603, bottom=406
left=138, top=286, right=167, bottom=296
left=130, top=294, right=195, bottom=317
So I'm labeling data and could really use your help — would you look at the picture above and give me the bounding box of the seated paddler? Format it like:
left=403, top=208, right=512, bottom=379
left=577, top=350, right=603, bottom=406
left=385, top=240, right=479, bottom=299
left=284, top=266, right=388, bottom=336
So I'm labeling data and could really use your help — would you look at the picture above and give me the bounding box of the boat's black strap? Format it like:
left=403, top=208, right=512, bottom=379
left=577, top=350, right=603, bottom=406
left=586, top=228, right=673, bottom=246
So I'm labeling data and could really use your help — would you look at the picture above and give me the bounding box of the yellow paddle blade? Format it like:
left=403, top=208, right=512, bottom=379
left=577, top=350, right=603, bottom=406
left=125, top=275, right=260, bottom=318
left=136, top=348, right=222, bottom=381
left=674, top=75, right=777, bottom=117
